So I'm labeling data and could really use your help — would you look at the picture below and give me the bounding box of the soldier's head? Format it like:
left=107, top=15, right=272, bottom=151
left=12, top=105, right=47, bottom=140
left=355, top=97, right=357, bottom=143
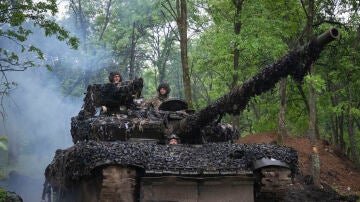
left=109, top=71, right=122, bottom=84
left=157, top=82, right=171, bottom=97
left=168, top=134, right=179, bottom=145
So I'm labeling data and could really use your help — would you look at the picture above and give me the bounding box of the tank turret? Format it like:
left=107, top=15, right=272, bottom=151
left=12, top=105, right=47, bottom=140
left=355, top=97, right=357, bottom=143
left=44, top=28, right=339, bottom=202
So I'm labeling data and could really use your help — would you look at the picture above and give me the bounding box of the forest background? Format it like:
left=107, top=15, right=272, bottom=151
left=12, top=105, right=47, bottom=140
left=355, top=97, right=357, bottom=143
left=0, top=0, right=359, bottom=200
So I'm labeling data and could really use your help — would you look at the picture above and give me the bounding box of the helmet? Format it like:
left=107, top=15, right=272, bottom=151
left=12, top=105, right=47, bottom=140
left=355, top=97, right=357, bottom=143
left=168, top=134, right=179, bottom=140
left=108, top=71, right=122, bottom=83
left=157, top=82, right=171, bottom=96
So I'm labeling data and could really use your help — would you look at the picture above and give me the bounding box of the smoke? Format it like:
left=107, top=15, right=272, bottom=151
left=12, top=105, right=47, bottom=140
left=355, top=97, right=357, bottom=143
left=0, top=67, right=82, bottom=201
left=0, top=20, right=118, bottom=202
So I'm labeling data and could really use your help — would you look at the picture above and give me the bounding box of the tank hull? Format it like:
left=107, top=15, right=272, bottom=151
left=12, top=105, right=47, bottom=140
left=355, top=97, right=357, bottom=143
left=45, top=141, right=297, bottom=202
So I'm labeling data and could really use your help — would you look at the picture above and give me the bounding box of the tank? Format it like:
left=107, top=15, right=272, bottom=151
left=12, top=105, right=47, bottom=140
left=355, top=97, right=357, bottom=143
left=44, top=27, right=339, bottom=202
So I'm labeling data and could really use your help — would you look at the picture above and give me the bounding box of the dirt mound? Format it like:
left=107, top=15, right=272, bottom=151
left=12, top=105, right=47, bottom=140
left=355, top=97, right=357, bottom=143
left=238, top=132, right=360, bottom=200
left=283, top=184, right=358, bottom=202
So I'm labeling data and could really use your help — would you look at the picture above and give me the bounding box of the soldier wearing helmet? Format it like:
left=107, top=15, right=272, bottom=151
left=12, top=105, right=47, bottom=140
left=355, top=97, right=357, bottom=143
left=143, top=82, right=171, bottom=110
left=101, top=71, right=123, bottom=113
left=108, top=71, right=122, bottom=84
left=168, top=134, right=179, bottom=145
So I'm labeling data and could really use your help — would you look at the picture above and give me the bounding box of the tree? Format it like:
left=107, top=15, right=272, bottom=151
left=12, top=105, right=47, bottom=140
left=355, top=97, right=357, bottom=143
left=229, top=0, right=244, bottom=130
left=161, top=0, right=193, bottom=108
left=266, top=0, right=304, bottom=144
left=145, top=23, right=176, bottom=83
left=97, top=0, right=156, bottom=80
left=303, top=0, right=321, bottom=186
left=0, top=0, right=78, bottom=116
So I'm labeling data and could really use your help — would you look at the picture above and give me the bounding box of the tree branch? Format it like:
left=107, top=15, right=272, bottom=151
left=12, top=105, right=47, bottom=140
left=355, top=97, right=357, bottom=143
left=99, top=0, right=112, bottom=41
left=300, top=0, right=309, bottom=19
left=161, top=1, right=178, bottom=21
left=313, top=20, right=345, bottom=28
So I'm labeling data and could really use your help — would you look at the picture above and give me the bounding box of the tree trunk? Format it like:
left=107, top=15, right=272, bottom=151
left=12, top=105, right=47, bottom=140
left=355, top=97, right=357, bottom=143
left=334, top=115, right=339, bottom=146
left=339, top=112, right=345, bottom=151
left=177, top=0, right=193, bottom=109
left=277, top=78, right=287, bottom=145
left=347, top=109, right=360, bottom=166
left=346, top=85, right=360, bottom=166
left=308, top=64, right=320, bottom=186
left=129, top=22, right=137, bottom=80
left=296, top=83, right=310, bottom=112
left=356, top=116, right=360, bottom=131
left=330, top=115, right=338, bottom=145
left=305, top=0, right=320, bottom=187
left=158, top=59, right=166, bottom=83
left=329, top=93, right=339, bottom=146
left=176, top=68, right=183, bottom=98
left=355, top=103, right=360, bottom=131
left=277, top=0, right=293, bottom=146
left=230, top=0, right=244, bottom=130
left=161, top=0, right=191, bottom=103
left=250, top=100, right=260, bottom=120
left=158, top=31, right=173, bottom=83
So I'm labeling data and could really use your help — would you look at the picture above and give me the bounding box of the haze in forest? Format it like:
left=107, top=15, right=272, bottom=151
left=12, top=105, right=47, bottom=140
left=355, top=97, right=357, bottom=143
left=0, top=69, right=82, bottom=200
left=1, top=0, right=360, bottom=200
left=0, top=16, right=85, bottom=202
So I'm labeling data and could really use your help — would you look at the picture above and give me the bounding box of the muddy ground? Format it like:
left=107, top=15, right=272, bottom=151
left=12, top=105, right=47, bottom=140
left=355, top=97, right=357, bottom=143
left=239, top=132, right=360, bottom=202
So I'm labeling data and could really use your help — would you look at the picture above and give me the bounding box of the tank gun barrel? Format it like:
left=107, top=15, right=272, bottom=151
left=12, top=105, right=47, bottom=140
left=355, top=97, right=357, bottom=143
left=177, top=28, right=339, bottom=139
left=312, top=27, right=339, bottom=47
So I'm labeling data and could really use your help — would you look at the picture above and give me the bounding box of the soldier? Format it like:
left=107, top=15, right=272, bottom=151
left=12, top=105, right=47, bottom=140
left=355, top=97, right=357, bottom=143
left=168, top=134, right=179, bottom=145
left=143, top=82, right=171, bottom=110
left=108, top=71, right=122, bottom=84
left=101, top=71, right=123, bottom=113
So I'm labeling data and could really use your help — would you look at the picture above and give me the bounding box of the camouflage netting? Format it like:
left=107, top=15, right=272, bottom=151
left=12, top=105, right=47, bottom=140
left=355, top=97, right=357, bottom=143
left=178, top=42, right=325, bottom=137
left=80, top=78, right=144, bottom=117
left=45, top=141, right=298, bottom=188
left=71, top=114, right=165, bottom=143
left=71, top=110, right=239, bottom=144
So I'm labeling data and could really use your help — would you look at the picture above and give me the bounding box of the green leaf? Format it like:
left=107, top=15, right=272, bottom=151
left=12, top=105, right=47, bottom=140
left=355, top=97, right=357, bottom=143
left=0, top=136, right=8, bottom=142
left=10, top=52, right=19, bottom=62
left=0, top=136, right=8, bottom=151
left=0, top=142, right=8, bottom=151
left=350, top=108, right=360, bottom=118
left=46, top=64, right=53, bottom=71
left=28, top=45, right=44, bottom=59
left=10, top=11, right=25, bottom=26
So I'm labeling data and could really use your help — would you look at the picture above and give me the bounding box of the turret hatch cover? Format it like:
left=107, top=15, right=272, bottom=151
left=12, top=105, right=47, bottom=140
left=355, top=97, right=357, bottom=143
left=158, top=99, right=188, bottom=111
